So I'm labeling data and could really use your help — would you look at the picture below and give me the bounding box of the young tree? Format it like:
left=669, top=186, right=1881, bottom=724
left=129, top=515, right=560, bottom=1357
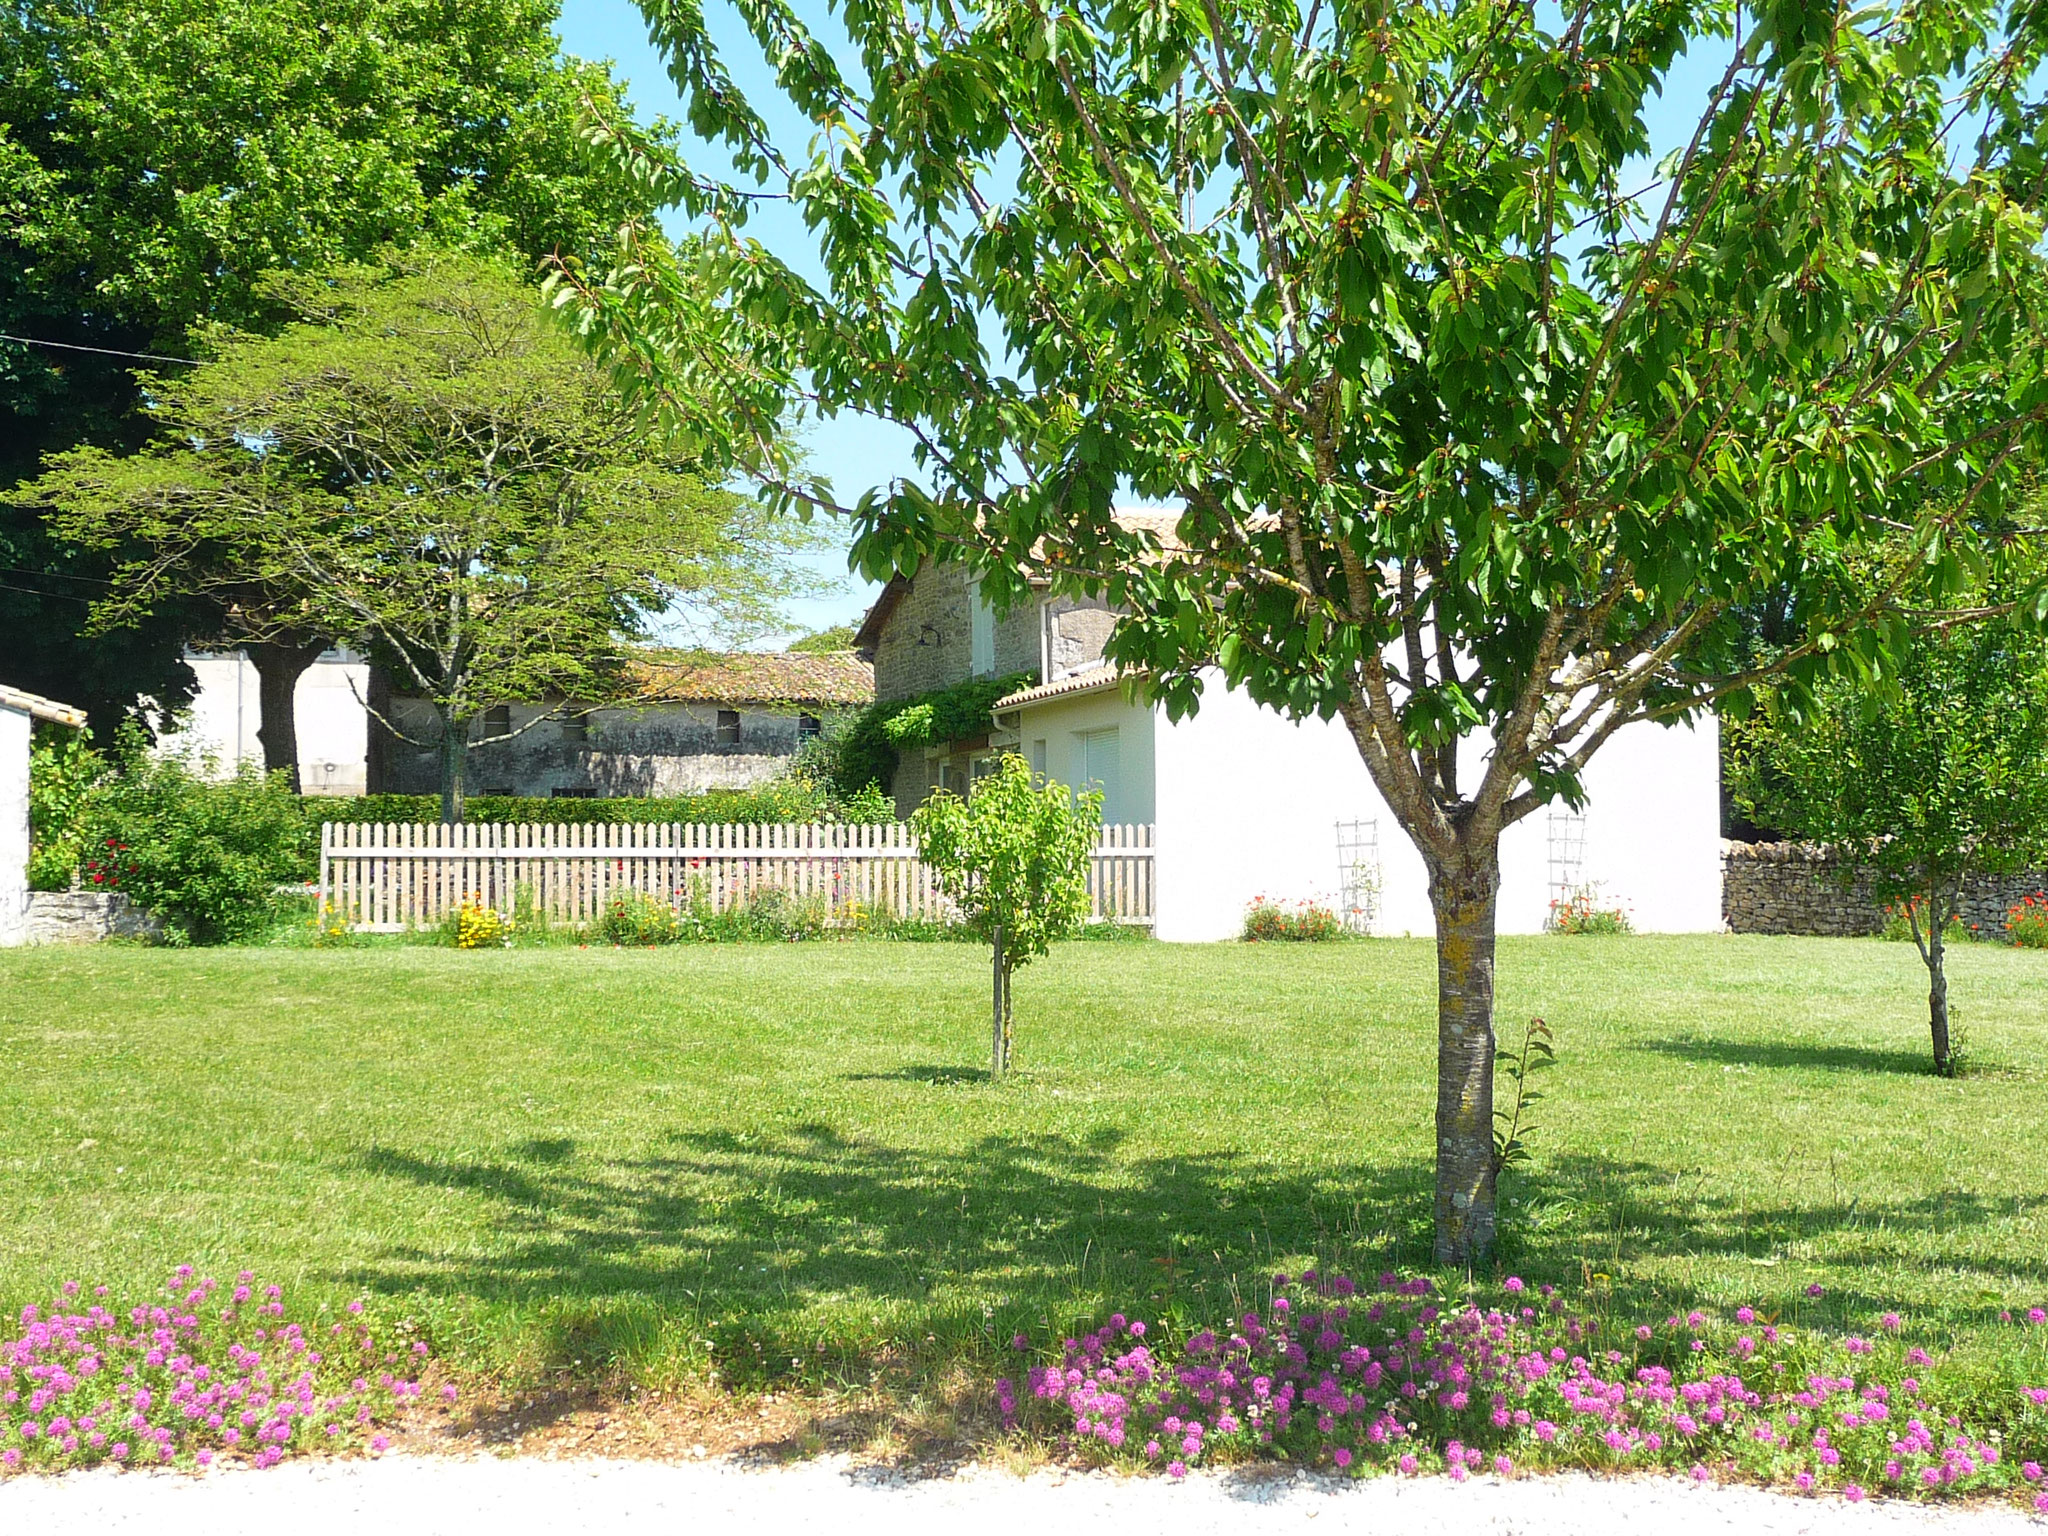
left=23, top=253, right=813, bottom=822
left=912, top=755, right=1102, bottom=1077
left=1734, top=606, right=2048, bottom=1075
left=554, top=0, right=2048, bottom=1258
left=0, top=0, right=683, bottom=737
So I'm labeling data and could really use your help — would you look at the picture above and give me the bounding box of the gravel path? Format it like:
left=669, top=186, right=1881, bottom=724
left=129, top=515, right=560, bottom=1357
left=3, top=1455, right=2044, bottom=1536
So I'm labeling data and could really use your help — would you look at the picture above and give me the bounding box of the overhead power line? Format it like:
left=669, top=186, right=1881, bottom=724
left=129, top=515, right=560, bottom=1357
left=0, top=332, right=202, bottom=365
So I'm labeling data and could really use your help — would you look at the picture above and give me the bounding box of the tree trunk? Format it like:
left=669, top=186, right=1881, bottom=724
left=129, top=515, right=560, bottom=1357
left=363, top=664, right=396, bottom=793
left=1428, top=840, right=1502, bottom=1266
left=439, top=710, right=469, bottom=825
left=991, top=922, right=1011, bottom=1077
left=245, top=639, right=324, bottom=791
left=1926, top=883, right=1954, bottom=1077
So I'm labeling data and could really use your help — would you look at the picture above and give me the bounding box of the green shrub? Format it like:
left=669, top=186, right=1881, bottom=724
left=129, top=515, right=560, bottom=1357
left=315, top=775, right=891, bottom=828
left=78, top=742, right=317, bottom=944
left=1242, top=897, right=1344, bottom=941
left=818, top=672, right=1036, bottom=802
left=27, top=727, right=108, bottom=890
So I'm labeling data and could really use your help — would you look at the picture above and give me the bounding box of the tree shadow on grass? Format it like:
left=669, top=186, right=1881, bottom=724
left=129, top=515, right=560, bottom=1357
left=1635, top=1035, right=1935, bottom=1075
left=345, top=1126, right=2046, bottom=1383
left=842, top=1065, right=992, bottom=1085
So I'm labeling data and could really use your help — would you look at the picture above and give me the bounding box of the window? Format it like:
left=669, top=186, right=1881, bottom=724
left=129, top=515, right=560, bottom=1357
left=1029, top=738, right=1048, bottom=779
left=559, top=713, right=588, bottom=744
left=798, top=713, right=822, bottom=740
left=1078, top=727, right=1121, bottom=823
left=715, top=709, right=741, bottom=745
left=969, top=587, right=995, bottom=676
left=551, top=787, right=597, bottom=799
left=480, top=705, right=511, bottom=738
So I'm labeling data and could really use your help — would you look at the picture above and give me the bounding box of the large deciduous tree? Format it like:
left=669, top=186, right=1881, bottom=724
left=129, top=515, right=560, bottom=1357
left=0, top=0, right=680, bottom=741
left=552, top=0, right=2048, bottom=1260
left=23, top=254, right=814, bottom=823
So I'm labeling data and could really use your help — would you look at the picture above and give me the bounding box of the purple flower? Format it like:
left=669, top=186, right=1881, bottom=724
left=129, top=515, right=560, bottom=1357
left=1398, top=1454, right=1418, bottom=1474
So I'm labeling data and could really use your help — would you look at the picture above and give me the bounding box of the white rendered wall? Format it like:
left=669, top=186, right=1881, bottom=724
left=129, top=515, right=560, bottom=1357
left=167, top=653, right=369, bottom=793
left=1009, top=686, right=1158, bottom=826
left=1149, top=672, right=1722, bottom=942
left=1, top=704, right=30, bottom=947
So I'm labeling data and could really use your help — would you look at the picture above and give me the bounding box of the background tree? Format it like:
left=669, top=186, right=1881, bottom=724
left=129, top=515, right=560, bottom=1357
left=1733, top=594, right=2048, bottom=1076
left=912, top=755, right=1101, bottom=1077
left=24, top=253, right=814, bottom=823
left=0, top=0, right=679, bottom=739
left=554, top=0, right=2048, bottom=1260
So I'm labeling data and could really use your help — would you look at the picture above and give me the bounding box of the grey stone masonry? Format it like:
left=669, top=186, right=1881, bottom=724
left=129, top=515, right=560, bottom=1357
left=1721, top=841, right=2048, bottom=937
left=24, top=890, right=162, bottom=944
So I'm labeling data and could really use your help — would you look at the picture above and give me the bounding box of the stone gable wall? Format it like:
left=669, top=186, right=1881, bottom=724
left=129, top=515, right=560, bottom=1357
left=1722, top=841, right=2047, bottom=936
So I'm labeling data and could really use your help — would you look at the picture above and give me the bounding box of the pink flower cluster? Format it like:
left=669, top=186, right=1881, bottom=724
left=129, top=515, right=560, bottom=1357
left=1, top=1268, right=446, bottom=1474
left=1002, top=1271, right=2048, bottom=1509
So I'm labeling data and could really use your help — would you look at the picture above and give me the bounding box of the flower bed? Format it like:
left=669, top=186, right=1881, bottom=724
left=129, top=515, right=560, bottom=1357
left=1003, top=1271, right=2048, bottom=1508
left=1, top=1268, right=445, bottom=1473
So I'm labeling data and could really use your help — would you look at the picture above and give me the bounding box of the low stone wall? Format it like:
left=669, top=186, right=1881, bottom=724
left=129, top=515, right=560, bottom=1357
left=24, top=891, right=161, bottom=944
left=1721, top=842, right=2048, bottom=937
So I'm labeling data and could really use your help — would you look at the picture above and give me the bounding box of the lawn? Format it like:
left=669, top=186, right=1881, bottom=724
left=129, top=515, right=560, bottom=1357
left=1, top=935, right=2045, bottom=1400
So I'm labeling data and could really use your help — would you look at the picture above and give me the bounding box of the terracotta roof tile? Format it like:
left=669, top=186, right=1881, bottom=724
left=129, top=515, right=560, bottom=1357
left=992, top=664, right=1138, bottom=711
left=0, top=683, right=87, bottom=726
left=628, top=650, right=875, bottom=708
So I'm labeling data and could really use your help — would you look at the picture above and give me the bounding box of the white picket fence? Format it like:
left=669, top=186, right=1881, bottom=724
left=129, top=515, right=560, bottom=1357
left=318, top=820, right=1155, bottom=932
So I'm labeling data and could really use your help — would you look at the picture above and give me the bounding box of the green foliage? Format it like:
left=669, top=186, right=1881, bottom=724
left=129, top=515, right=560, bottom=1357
left=912, top=755, right=1101, bottom=968
left=76, top=743, right=317, bottom=944
left=317, top=778, right=894, bottom=830
left=786, top=626, right=858, bottom=654
left=1733, top=615, right=2048, bottom=910
left=2008, top=893, right=2048, bottom=948
left=821, top=674, right=1036, bottom=801
left=594, top=888, right=829, bottom=945
left=1492, top=1017, right=1557, bottom=1176
left=27, top=727, right=108, bottom=891
left=0, top=0, right=679, bottom=731
left=23, top=252, right=816, bottom=821
left=595, top=892, right=690, bottom=946
left=1881, top=900, right=1979, bottom=945
left=1242, top=898, right=1345, bottom=942
left=556, top=0, right=2048, bottom=1254
left=1735, top=599, right=2048, bottom=1072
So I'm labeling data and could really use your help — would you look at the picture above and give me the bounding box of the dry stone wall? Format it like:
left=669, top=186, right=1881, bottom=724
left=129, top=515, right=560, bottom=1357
left=24, top=891, right=161, bottom=944
left=1721, top=841, right=2047, bottom=936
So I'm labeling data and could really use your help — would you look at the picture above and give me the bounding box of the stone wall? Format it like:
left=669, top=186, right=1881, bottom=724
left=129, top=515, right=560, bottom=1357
left=1722, top=841, right=2048, bottom=936
left=380, top=699, right=856, bottom=798
left=868, top=568, right=1081, bottom=702
left=24, top=891, right=162, bottom=944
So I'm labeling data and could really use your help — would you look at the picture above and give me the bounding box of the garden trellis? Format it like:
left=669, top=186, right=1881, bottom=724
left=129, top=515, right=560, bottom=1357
left=319, top=821, right=1154, bottom=931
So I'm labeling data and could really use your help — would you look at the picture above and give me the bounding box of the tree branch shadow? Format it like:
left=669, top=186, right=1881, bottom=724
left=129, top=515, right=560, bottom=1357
left=343, top=1125, right=2045, bottom=1381
left=1635, top=1035, right=1936, bottom=1075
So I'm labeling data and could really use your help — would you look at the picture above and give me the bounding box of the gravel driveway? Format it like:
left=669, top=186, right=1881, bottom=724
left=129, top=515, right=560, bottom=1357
left=4, top=1455, right=2045, bottom=1536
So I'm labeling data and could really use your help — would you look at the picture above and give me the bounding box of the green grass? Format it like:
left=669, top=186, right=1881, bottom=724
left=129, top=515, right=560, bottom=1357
left=1, top=936, right=2044, bottom=1399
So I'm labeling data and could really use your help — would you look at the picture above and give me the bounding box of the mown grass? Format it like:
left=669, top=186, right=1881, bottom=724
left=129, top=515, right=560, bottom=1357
left=1, top=936, right=2043, bottom=1401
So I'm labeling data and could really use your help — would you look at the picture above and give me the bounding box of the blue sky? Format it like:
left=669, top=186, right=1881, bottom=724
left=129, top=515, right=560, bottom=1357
left=554, top=0, right=1735, bottom=644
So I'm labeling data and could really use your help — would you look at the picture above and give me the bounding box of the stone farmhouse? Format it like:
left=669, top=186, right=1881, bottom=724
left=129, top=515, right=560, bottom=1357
left=855, top=517, right=1723, bottom=942
left=170, top=648, right=873, bottom=799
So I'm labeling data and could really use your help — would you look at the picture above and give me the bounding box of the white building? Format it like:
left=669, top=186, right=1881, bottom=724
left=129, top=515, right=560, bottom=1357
left=989, top=665, right=1722, bottom=943
left=2, top=683, right=88, bottom=948
left=170, top=649, right=370, bottom=794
